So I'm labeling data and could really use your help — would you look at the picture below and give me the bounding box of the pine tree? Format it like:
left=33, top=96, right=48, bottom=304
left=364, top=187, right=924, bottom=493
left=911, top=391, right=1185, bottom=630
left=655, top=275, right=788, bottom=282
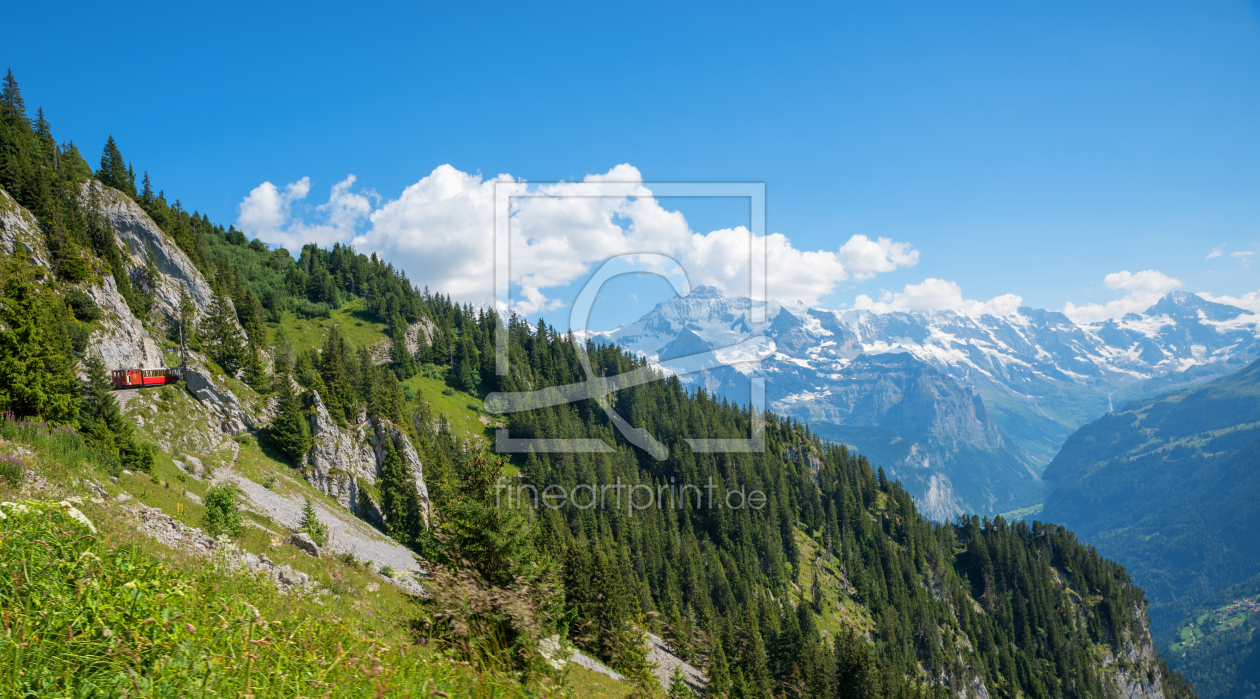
left=667, top=668, right=695, bottom=698
left=378, top=434, right=424, bottom=545
left=141, top=170, right=153, bottom=201
left=171, top=285, right=199, bottom=348
left=200, top=290, right=246, bottom=373
left=1, top=69, right=26, bottom=120
left=389, top=312, right=417, bottom=379
left=78, top=355, right=154, bottom=472
left=268, top=369, right=310, bottom=466
left=0, top=258, right=79, bottom=425
left=708, top=637, right=731, bottom=697
left=96, top=135, right=134, bottom=196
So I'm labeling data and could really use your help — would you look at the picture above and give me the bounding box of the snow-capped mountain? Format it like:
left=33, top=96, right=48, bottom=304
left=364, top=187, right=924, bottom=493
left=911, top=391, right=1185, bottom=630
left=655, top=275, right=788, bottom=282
left=602, top=287, right=1260, bottom=519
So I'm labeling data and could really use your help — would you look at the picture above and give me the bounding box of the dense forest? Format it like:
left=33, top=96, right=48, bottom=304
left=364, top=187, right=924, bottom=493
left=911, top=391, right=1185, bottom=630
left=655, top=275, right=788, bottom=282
left=0, top=69, right=1197, bottom=699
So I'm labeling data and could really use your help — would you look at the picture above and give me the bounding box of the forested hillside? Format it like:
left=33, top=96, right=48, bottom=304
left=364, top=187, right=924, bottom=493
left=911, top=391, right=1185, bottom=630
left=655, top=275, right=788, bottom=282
left=1042, top=358, right=1260, bottom=699
left=0, top=69, right=1197, bottom=698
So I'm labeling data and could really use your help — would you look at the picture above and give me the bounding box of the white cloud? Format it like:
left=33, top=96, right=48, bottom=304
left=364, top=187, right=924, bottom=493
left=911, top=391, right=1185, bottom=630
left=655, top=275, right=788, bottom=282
left=852, top=278, right=1023, bottom=317
left=837, top=235, right=920, bottom=280
left=1206, top=247, right=1223, bottom=259
left=1231, top=250, right=1255, bottom=269
left=1198, top=290, right=1260, bottom=312
left=1062, top=269, right=1182, bottom=324
left=236, top=175, right=371, bottom=251
left=240, top=164, right=918, bottom=315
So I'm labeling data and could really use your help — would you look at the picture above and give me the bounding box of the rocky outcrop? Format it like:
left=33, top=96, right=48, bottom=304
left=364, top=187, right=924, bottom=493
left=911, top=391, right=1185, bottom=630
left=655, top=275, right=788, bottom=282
left=1099, top=606, right=1168, bottom=699
left=360, top=415, right=430, bottom=526
left=0, top=188, right=51, bottom=273
left=82, top=274, right=167, bottom=370
left=185, top=364, right=253, bottom=434
left=79, top=181, right=223, bottom=322
left=368, top=319, right=437, bottom=364
left=288, top=532, right=321, bottom=558
left=304, top=391, right=375, bottom=518
left=302, top=392, right=430, bottom=529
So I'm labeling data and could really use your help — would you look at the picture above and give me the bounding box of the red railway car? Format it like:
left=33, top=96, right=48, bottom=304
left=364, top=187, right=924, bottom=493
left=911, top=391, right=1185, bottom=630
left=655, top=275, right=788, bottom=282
left=110, top=366, right=184, bottom=389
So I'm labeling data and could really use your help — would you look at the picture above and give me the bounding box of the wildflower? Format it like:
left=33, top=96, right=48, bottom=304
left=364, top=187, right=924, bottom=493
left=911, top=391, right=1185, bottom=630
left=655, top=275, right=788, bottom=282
left=59, top=502, right=97, bottom=533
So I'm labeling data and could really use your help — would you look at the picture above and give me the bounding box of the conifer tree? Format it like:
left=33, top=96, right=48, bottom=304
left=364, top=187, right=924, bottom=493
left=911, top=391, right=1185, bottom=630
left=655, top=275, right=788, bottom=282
left=298, top=496, right=328, bottom=546
left=378, top=434, right=424, bottom=545
left=0, top=258, right=79, bottom=425
left=96, top=135, right=134, bottom=196
left=389, top=312, right=417, bottom=379
left=78, top=355, right=154, bottom=472
left=268, top=368, right=310, bottom=466
left=200, top=290, right=246, bottom=373
left=1, top=69, right=26, bottom=120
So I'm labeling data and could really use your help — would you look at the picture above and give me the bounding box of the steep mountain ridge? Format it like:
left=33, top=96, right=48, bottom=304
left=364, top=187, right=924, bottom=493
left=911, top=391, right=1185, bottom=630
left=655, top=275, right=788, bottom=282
left=1039, top=357, right=1260, bottom=698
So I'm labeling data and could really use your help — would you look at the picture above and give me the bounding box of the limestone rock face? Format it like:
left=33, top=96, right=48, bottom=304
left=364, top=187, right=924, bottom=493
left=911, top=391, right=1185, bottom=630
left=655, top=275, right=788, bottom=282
left=82, top=274, right=166, bottom=371
left=79, top=181, right=239, bottom=329
left=304, top=391, right=373, bottom=516
left=302, top=392, right=429, bottom=528
left=0, top=189, right=51, bottom=272
left=185, top=364, right=253, bottom=434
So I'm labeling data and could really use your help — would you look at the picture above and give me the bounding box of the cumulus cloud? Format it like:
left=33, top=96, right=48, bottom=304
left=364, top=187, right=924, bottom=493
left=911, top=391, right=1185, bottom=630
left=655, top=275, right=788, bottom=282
left=236, top=175, right=372, bottom=251
left=838, top=235, right=920, bottom=280
left=239, top=164, right=919, bottom=315
left=1062, top=269, right=1182, bottom=324
left=1198, top=290, right=1260, bottom=313
left=852, top=278, right=1023, bottom=317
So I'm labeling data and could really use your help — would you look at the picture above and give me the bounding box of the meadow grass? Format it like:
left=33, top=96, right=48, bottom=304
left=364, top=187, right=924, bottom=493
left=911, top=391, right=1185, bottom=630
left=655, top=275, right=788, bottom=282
left=0, top=414, right=566, bottom=698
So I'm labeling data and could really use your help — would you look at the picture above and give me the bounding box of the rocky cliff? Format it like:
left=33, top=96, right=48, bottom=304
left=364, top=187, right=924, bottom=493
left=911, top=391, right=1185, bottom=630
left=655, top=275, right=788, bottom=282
left=0, top=188, right=52, bottom=273
left=81, top=274, right=167, bottom=371
left=79, top=181, right=223, bottom=321
left=303, top=392, right=430, bottom=527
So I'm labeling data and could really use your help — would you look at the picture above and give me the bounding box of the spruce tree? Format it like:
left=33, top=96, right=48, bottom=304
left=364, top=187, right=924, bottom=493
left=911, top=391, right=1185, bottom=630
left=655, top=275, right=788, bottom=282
left=389, top=312, right=416, bottom=379
left=78, top=355, right=153, bottom=472
left=298, top=496, right=328, bottom=545
left=0, top=258, right=79, bottom=425
left=378, top=434, right=423, bottom=545
left=1, top=69, right=26, bottom=120
left=199, top=290, right=246, bottom=373
left=96, top=135, right=134, bottom=196
left=268, top=368, right=310, bottom=466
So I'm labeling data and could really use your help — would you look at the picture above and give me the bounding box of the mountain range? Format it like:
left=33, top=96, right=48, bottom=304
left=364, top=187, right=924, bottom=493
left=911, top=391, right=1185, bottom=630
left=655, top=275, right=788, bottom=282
left=603, top=285, right=1260, bottom=518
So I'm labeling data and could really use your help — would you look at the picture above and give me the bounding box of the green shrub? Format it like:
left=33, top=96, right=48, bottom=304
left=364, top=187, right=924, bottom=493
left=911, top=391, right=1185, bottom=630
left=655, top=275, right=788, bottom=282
left=64, top=288, right=101, bottom=322
left=442, top=387, right=455, bottom=396
left=202, top=482, right=244, bottom=538
left=379, top=565, right=394, bottom=579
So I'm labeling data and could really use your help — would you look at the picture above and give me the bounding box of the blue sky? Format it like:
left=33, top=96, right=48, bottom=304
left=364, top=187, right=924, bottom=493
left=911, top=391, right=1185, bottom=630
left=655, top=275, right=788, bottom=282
left=6, top=1, right=1260, bottom=330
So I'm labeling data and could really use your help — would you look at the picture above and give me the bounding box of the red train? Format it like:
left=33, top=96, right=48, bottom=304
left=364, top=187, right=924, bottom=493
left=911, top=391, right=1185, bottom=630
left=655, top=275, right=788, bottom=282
left=110, top=366, right=185, bottom=389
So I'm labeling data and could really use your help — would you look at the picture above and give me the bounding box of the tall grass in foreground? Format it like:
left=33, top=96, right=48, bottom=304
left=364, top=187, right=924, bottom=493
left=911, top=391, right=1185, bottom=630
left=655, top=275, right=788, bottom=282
left=0, top=500, right=549, bottom=698
left=0, top=411, right=119, bottom=479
